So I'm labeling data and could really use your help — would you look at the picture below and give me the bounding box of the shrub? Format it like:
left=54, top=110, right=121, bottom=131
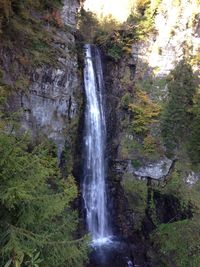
left=151, top=217, right=200, bottom=267
left=143, top=134, right=157, bottom=154
left=129, top=89, right=160, bottom=134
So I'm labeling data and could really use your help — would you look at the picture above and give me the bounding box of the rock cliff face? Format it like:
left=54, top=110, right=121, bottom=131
left=23, top=0, right=80, bottom=158
left=105, top=0, right=200, bottom=185
left=3, top=0, right=81, bottom=158
left=133, top=0, right=200, bottom=79
left=103, top=1, right=200, bottom=265
left=1, top=0, right=199, bottom=265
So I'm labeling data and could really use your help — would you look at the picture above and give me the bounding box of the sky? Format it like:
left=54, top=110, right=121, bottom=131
left=84, top=0, right=133, bottom=22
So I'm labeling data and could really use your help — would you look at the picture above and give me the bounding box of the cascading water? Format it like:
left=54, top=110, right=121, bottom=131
left=83, top=44, right=111, bottom=244
left=83, top=44, right=134, bottom=267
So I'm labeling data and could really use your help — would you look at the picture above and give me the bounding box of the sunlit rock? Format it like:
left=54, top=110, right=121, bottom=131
left=128, top=157, right=173, bottom=180
left=185, top=171, right=200, bottom=186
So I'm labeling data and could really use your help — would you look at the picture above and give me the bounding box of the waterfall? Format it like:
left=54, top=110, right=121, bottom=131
left=83, top=44, right=111, bottom=244
left=82, top=44, right=135, bottom=266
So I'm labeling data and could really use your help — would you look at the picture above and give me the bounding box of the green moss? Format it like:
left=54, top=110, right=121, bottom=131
left=123, top=175, right=148, bottom=230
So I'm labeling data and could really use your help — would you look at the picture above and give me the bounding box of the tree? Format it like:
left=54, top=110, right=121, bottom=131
left=0, top=134, right=88, bottom=267
left=161, top=60, right=196, bottom=153
left=77, top=8, right=100, bottom=43
left=129, top=88, right=160, bottom=134
left=188, top=91, right=200, bottom=163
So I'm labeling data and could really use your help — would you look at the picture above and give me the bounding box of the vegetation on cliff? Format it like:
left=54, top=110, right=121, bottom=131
left=1, top=0, right=200, bottom=266
left=0, top=0, right=68, bottom=93
left=0, top=1, right=88, bottom=267
left=0, top=77, right=88, bottom=267
left=161, top=60, right=197, bottom=155
left=99, top=2, right=200, bottom=264
left=121, top=59, right=200, bottom=266
left=78, top=0, right=160, bottom=60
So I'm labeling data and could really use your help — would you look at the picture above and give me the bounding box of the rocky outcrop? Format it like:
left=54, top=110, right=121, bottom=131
left=129, top=157, right=173, bottom=180
left=102, top=2, right=200, bottom=263
left=113, top=157, right=173, bottom=180
left=132, top=0, right=200, bottom=79
left=185, top=171, right=200, bottom=186
left=4, top=0, right=81, bottom=158
left=22, top=0, right=80, bottom=158
left=61, top=0, right=79, bottom=27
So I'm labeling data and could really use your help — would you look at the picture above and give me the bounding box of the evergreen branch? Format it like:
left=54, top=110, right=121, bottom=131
left=9, top=225, right=87, bottom=245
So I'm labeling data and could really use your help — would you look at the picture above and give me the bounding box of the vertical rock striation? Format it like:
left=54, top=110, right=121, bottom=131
left=3, top=0, right=80, bottom=158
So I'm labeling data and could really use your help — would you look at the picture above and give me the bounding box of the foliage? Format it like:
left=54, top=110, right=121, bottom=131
left=77, top=8, right=100, bottom=43
left=123, top=175, right=148, bottom=229
left=78, top=1, right=161, bottom=59
left=119, top=134, right=144, bottom=159
left=0, top=133, right=88, bottom=267
left=121, top=92, right=132, bottom=109
left=158, top=168, right=192, bottom=212
left=188, top=90, right=200, bottom=164
left=131, top=159, right=141, bottom=168
left=107, top=43, right=123, bottom=61
left=158, top=161, right=200, bottom=212
left=191, top=51, right=200, bottom=67
left=128, top=89, right=160, bottom=135
left=143, top=134, right=157, bottom=154
left=161, top=60, right=196, bottom=154
left=0, top=0, right=62, bottom=32
left=127, top=0, right=161, bottom=40
left=172, top=0, right=181, bottom=7
left=152, top=160, right=200, bottom=267
left=78, top=9, right=135, bottom=60
left=0, top=0, right=64, bottom=68
left=151, top=217, right=200, bottom=267
left=24, top=251, right=43, bottom=267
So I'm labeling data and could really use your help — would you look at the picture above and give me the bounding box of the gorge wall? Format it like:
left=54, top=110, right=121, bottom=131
left=102, top=1, right=200, bottom=265
left=1, top=0, right=200, bottom=266
left=1, top=0, right=81, bottom=161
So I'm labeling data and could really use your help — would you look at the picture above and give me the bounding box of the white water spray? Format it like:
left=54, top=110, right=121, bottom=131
left=83, top=44, right=111, bottom=245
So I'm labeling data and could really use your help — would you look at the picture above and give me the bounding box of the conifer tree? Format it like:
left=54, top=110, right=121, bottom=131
left=161, top=60, right=196, bottom=153
left=0, top=134, right=88, bottom=267
left=188, top=92, right=200, bottom=163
